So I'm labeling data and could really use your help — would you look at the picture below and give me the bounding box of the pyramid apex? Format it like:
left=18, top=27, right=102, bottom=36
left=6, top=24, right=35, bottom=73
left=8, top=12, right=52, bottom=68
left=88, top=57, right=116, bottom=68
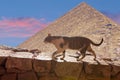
left=79, top=2, right=89, bottom=6
left=75, top=2, right=92, bottom=10
left=80, top=2, right=88, bottom=5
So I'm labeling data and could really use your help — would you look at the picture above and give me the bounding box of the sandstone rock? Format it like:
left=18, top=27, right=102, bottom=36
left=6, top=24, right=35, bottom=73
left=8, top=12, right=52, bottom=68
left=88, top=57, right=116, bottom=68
left=111, top=65, right=120, bottom=80
left=39, top=73, right=58, bottom=80
left=33, top=60, right=51, bottom=73
left=116, top=73, right=120, bottom=80
left=29, top=49, right=41, bottom=54
left=0, top=67, right=5, bottom=75
left=6, top=57, right=32, bottom=73
left=12, top=48, right=29, bottom=52
left=7, top=68, right=26, bottom=73
left=12, top=48, right=41, bottom=54
left=18, top=71, right=38, bottom=80
left=0, top=57, right=6, bottom=66
left=1, top=73, right=16, bottom=80
left=112, top=73, right=120, bottom=80
left=85, top=62, right=111, bottom=80
left=0, top=54, right=120, bottom=80
left=54, top=62, right=83, bottom=80
left=111, top=65, right=120, bottom=75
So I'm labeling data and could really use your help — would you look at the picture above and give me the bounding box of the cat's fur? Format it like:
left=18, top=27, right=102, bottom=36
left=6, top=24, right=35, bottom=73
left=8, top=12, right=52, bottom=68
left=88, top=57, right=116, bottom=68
left=44, top=34, right=103, bottom=61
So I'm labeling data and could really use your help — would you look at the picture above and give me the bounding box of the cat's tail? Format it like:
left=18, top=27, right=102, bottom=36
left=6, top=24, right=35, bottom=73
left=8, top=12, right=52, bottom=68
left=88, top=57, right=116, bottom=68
left=90, top=38, right=103, bottom=46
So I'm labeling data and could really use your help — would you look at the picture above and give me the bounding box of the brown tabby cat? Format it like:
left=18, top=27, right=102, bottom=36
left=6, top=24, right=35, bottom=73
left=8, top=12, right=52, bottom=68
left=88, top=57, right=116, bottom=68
left=44, top=34, right=103, bottom=61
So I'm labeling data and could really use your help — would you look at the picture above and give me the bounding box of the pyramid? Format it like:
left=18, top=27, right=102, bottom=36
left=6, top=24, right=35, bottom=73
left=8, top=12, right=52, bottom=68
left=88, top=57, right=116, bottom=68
left=18, top=2, right=120, bottom=58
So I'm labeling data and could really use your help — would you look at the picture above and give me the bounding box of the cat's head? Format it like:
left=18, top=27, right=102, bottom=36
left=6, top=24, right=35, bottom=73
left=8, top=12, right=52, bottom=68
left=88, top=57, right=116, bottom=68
left=44, top=33, right=52, bottom=43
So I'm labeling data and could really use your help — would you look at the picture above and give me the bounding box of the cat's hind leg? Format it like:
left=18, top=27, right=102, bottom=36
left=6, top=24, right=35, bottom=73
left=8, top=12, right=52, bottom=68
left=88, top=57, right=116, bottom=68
left=87, top=46, right=96, bottom=60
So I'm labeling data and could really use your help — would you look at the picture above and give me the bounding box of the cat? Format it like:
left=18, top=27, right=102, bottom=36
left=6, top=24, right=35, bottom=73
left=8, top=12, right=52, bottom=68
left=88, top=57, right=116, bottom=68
left=44, top=34, right=103, bottom=61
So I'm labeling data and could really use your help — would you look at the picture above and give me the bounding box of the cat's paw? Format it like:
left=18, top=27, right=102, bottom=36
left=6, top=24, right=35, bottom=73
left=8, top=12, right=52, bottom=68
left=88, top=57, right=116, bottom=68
left=94, top=58, right=97, bottom=61
left=60, top=58, right=64, bottom=60
left=77, top=58, right=82, bottom=61
left=53, top=57, right=58, bottom=61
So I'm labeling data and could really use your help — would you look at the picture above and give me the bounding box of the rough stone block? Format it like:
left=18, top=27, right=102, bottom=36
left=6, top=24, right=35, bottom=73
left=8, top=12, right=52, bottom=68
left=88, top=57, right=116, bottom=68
left=111, top=65, right=120, bottom=75
left=0, top=67, right=5, bottom=75
left=18, top=71, right=38, bottom=80
left=116, top=73, right=120, bottom=80
left=39, top=73, right=58, bottom=80
left=85, top=62, right=111, bottom=80
left=111, top=65, right=120, bottom=80
left=6, top=57, right=32, bottom=73
left=54, top=62, right=83, bottom=80
left=1, top=73, right=16, bottom=80
left=0, top=57, right=6, bottom=66
left=33, top=60, right=51, bottom=73
left=112, top=73, right=120, bottom=80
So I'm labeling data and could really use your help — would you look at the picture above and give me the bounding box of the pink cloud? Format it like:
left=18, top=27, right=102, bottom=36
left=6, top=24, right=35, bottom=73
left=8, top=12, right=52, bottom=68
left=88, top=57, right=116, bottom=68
left=0, top=17, right=49, bottom=38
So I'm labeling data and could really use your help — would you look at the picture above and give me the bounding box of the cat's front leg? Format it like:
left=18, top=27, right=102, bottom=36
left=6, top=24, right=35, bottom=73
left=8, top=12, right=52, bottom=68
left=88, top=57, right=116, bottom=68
left=52, top=51, right=58, bottom=60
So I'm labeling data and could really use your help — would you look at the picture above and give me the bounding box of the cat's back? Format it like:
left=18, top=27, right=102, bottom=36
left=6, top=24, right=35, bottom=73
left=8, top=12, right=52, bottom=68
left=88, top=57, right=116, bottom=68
left=63, top=36, right=90, bottom=42
left=62, top=36, right=90, bottom=49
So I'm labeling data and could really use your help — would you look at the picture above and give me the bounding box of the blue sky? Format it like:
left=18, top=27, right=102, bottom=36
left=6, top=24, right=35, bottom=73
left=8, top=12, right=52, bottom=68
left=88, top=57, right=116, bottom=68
left=0, top=0, right=120, bottom=47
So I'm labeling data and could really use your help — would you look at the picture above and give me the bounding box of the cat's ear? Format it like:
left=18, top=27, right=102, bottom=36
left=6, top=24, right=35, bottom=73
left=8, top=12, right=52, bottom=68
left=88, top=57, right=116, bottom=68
left=48, top=33, right=51, bottom=36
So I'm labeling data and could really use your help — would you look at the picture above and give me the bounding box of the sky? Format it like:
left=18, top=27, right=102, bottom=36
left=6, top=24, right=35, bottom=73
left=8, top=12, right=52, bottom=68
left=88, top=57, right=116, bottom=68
left=0, top=0, right=120, bottom=47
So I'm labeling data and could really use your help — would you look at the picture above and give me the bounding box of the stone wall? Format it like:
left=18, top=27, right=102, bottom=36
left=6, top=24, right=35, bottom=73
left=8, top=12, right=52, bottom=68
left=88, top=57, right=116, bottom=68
left=0, top=56, right=120, bottom=80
